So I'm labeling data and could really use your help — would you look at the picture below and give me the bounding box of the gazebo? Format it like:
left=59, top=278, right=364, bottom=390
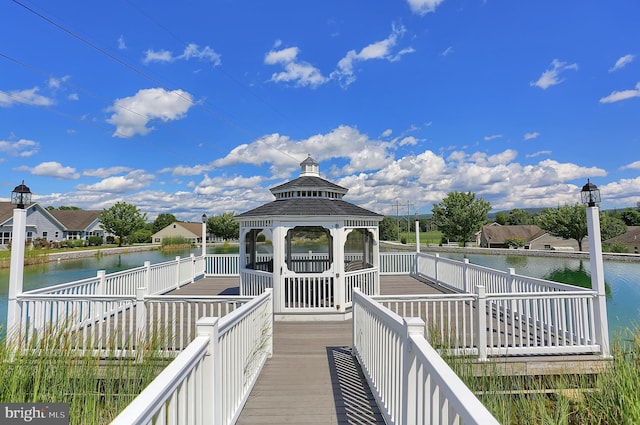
left=235, top=155, right=383, bottom=320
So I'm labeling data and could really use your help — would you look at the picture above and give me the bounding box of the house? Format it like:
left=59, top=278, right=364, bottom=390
left=605, top=226, right=640, bottom=254
left=0, top=202, right=105, bottom=249
left=152, top=222, right=205, bottom=245
left=479, top=224, right=581, bottom=251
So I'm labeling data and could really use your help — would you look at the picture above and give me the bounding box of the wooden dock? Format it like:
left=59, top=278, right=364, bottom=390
left=168, top=275, right=609, bottom=424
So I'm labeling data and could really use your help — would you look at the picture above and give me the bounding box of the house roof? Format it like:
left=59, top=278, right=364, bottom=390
left=236, top=198, right=382, bottom=219
left=605, top=226, right=640, bottom=245
left=177, top=222, right=204, bottom=236
left=481, top=224, right=547, bottom=244
left=0, top=202, right=17, bottom=224
left=48, top=209, right=102, bottom=231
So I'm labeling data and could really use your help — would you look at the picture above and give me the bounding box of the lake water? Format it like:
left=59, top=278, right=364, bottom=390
left=1, top=247, right=639, bottom=337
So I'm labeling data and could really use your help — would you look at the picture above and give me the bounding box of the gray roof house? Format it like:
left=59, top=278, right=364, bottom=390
left=605, top=226, right=640, bottom=254
left=152, top=222, right=206, bottom=245
left=0, top=202, right=105, bottom=248
left=479, top=224, right=581, bottom=251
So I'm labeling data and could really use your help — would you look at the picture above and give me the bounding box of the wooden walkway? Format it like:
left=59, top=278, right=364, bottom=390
left=170, top=275, right=608, bottom=423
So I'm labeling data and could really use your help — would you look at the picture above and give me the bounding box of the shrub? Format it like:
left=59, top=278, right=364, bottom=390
left=87, top=236, right=103, bottom=246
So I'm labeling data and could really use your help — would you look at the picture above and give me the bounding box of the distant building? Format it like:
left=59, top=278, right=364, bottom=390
left=479, top=224, right=581, bottom=251
left=605, top=226, right=640, bottom=254
left=152, top=222, right=206, bottom=245
left=0, top=202, right=105, bottom=248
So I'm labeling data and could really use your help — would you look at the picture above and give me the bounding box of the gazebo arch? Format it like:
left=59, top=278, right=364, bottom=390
left=235, top=155, right=383, bottom=320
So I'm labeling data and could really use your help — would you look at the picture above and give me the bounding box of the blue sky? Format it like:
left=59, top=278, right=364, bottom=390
left=1, top=0, right=639, bottom=221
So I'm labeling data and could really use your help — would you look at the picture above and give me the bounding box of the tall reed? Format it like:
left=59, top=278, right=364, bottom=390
left=0, top=323, right=172, bottom=425
left=444, top=326, right=640, bottom=425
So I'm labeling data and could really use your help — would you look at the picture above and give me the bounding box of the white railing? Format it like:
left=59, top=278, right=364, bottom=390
left=15, top=291, right=253, bottom=354
left=283, top=273, right=335, bottom=311
left=352, top=289, right=499, bottom=425
left=201, top=252, right=416, bottom=277
left=240, top=269, right=273, bottom=296
left=344, top=268, right=378, bottom=304
left=111, top=289, right=273, bottom=425
left=379, top=252, right=415, bottom=275
left=374, top=286, right=601, bottom=360
left=416, top=252, right=593, bottom=294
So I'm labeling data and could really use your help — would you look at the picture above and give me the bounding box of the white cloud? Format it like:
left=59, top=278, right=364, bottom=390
left=599, top=82, right=640, bottom=104
left=407, top=0, right=446, bottom=16
left=621, top=161, right=640, bottom=171
left=530, top=59, right=578, bottom=90
left=83, top=166, right=133, bottom=178
left=523, top=132, right=540, bottom=140
left=331, top=24, right=414, bottom=87
left=16, top=161, right=80, bottom=180
left=609, top=54, right=634, bottom=72
left=118, top=35, right=127, bottom=50
left=77, top=170, right=155, bottom=193
left=526, top=150, right=551, bottom=158
left=441, top=46, right=454, bottom=56
left=0, top=87, right=54, bottom=107
left=159, top=164, right=213, bottom=176
left=107, top=88, right=194, bottom=138
left=143, top=44, right=221, bottom=66
left=398, top=136, right=418, bottom=146
left=0, top=139, right=39, bottom=157
left=483, top=134, right=502, bottom=141
left=264, top=46, right=327, bottom=88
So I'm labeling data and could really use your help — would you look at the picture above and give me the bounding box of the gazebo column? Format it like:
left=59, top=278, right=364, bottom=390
left=271, top=223, right=285, bottom=314
left=371, top=227, right=381, bottom=295
left=332, top=225, right=346, bottom=313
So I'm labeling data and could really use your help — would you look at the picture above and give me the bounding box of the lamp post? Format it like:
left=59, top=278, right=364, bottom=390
left=201, top=213, right=207, bottom=257
left=414, top=212, right=420, bottom=254
left=581, top=179, right=610, bottom=357
left=7, top=181, right=32, bottom=338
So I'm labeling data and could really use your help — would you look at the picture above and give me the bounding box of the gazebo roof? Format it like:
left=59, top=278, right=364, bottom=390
left=236, top=155, right=381, bottom=220
left=270, top=175, right=347, bottom=195
left=236, top=198, right=382, bottom=219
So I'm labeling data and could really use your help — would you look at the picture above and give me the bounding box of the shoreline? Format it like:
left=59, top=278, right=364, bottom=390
left=0, top=244, right=161, bottom=269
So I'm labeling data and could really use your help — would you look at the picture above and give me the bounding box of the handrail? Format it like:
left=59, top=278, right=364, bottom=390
left=110, top=289, right=273, bottom=425
left=353, top=289, right=499, bottom=425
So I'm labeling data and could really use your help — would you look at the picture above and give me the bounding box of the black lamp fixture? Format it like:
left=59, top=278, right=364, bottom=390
left=201, top=213, right=207, bottom=223
left=581, top=179, right=601, bottom=207
left=11, top=181, right=32, bottom=209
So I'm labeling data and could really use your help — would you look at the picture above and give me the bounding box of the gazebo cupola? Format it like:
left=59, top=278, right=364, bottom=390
left=235, top=155, right=383, bottom=320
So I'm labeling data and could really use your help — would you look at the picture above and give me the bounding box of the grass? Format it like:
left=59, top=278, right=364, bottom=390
left=441, top=326, right=640, bottom=425
left=0, top=324, right=172, bottom=425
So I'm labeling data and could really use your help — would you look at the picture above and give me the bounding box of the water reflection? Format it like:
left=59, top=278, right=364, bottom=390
left=543, top=260, right=612, bottom=298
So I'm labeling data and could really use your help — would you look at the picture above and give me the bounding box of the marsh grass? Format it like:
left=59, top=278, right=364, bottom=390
left=442, top=326, right=640, bottom=425
left=0, top=323, right=173, bottom=425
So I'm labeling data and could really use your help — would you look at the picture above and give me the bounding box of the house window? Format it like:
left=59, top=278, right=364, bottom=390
left=43, top=231, right=48, bottom=238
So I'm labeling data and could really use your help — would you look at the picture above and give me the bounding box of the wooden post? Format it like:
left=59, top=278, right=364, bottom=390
left=190, top=253, right=196, bottom=283
left=144, top=261, right=151, bottom=293
left=95, top=270, right=106, bottom=321
left=196, top=317, right=221, bottom=425
left=476, top=285, right=488, bottom=361
left=402, top=317, right=425, bottom=424
left=434, top=253, right=440, bottom=285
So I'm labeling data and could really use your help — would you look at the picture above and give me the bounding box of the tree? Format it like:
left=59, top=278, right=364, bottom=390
left=507, top=208, right=533, bottom=225
left=152, top=213, right=178, bottom=233
left=208, top=212, right=239, bottom=241
left=432, top=191, right=491, bottom=246
left=535, top=204, right=588, bottom=251
left=99, top=202, right=147, bottom=247
left=379, top=216, right=397, bottom=241
left=600, top=213, right=627, bottom=241
left=620, top=208, right=640, bottom=226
